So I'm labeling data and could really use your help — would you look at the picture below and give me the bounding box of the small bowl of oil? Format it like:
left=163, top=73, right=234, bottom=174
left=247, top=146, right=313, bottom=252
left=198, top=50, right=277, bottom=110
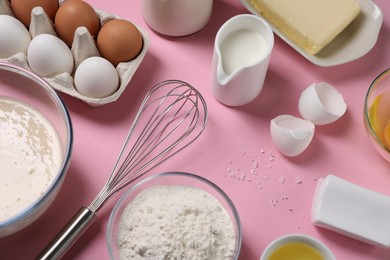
left=260, top=234, right=335, bottom=260
left=364, top=68, right=390, bottom=163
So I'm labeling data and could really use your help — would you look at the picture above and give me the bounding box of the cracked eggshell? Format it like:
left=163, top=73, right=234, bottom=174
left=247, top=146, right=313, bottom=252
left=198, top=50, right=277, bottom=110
left=270, top=115, right=315, bottom=157
left=299, top=82, right=347, bottom=125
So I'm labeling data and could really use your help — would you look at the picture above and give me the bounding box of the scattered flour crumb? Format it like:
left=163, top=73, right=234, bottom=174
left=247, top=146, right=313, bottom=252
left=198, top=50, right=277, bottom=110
left=117, top=186, right=237, bottom=260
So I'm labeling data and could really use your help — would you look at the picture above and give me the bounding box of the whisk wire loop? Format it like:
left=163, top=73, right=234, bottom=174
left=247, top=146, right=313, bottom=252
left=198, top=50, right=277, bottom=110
left=89, top=80, right=207, bottom=212
left=111, top=84, right=198, bottom=186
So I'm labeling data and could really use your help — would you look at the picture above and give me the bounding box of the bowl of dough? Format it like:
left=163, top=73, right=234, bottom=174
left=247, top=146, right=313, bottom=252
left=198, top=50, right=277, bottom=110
left=107, top=172, right=242, bottom=259
left=0, top=62, right=73, bottom=237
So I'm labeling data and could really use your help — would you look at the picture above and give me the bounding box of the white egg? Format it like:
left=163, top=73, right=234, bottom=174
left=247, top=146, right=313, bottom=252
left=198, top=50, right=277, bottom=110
left=0, top=15, right=31, bottom=59
left=27, top=34, right=74, bottom=77
left=270, top=115, right=315, bottom=157
left=298, top=82, right=347, bottom=125
left=74, top=57, right=119, bottom=98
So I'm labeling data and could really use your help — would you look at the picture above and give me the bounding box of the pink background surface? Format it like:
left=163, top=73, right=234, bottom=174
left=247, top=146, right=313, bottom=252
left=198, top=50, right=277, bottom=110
left=1, top=0, right=390, bottom=259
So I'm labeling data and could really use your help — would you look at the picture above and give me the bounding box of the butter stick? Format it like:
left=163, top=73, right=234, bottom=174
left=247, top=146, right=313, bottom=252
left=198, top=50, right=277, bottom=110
left=250, top=0, right=360, bottom=55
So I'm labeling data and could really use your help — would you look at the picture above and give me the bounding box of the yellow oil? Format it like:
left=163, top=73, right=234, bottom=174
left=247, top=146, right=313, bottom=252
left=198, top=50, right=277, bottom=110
left=268, top=242, right=325, bottom=260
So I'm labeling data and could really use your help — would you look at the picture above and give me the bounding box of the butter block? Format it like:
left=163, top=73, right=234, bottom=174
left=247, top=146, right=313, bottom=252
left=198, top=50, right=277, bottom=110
left=312, top=175, right=390, bottom=247
left=250, top=0, right=360, bottom=55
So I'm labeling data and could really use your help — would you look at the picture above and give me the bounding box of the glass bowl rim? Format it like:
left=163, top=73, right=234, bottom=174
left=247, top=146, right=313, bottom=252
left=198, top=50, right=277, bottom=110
left=0, top=62, right=73, bottom=229
left=106, top=171, right=243, bottom=260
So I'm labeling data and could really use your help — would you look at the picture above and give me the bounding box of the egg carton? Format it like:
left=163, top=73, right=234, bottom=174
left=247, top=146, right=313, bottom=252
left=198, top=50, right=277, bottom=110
left=0, top=0, right=149, bottom=107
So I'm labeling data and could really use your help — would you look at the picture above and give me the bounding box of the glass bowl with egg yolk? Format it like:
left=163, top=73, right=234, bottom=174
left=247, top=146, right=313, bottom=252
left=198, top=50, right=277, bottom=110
left=0, top=62, right=73, bottom=237
left=364, top=68, right=390, bottom=163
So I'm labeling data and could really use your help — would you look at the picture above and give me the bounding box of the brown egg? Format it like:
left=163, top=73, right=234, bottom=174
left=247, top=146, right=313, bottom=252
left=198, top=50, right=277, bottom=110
left=97, top=19, right=143, bottom=67
left=54, top=0, right=100, bottom=46
left=10, top=0, right=59, bottom=27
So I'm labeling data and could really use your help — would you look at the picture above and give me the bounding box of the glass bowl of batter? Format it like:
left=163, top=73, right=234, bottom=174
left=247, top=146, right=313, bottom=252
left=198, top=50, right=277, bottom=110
left=0, top=62, right=73, bottom=237
left=107, top=171, right=242, bottom=260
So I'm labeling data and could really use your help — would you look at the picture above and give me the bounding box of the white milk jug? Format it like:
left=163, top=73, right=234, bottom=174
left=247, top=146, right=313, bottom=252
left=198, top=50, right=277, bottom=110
left=210, top=14, right=274, bottom=106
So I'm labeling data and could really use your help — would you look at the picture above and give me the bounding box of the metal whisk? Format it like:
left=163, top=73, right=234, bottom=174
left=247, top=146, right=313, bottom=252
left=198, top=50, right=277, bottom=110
left=37, top=80, right=207, bottom=259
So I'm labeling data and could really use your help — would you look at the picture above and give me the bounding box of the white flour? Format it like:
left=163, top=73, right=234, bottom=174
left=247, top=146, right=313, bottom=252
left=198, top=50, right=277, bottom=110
left=117, top=185, right=237, bottom=260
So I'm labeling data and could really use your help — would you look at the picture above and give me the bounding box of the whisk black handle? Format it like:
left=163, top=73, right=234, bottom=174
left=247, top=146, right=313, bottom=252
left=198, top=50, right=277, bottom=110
left=36, top=207, right=97, bottom=260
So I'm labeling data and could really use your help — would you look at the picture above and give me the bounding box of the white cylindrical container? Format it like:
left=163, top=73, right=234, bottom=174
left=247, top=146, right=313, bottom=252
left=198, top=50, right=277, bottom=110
left=141, top=0, right=213, bottom=36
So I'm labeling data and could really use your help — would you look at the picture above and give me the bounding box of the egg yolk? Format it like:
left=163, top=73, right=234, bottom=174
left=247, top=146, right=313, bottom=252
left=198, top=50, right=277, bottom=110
left=368, top=95, right=385, bottom=143
left=384, top=123, right=390, bottom=149
left=369, top=94, right=390, bottom=149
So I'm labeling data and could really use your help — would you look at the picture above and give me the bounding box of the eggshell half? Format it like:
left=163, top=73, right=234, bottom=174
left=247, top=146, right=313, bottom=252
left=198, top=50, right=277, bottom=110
left=270, top=115, right=315, bottom=157
left=298, top=82, right=347, bottom=125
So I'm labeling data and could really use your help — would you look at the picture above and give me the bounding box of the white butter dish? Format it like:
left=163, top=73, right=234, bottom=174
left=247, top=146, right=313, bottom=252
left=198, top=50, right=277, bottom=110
left=240, top=0, right=383, bottom=67
left=312, top=175, right=390, bottom=247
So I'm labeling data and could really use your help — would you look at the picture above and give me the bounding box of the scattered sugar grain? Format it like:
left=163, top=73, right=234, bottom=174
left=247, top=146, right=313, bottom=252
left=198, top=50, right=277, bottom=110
left=240, top=149, right=246, bottom=156
left=251, top=161, right=259, bottom=169
left=295, top=178, right=303, bottom=184
left=269, top=197, right=278, bottom=207
left=280, top=195, right=288, bottom=201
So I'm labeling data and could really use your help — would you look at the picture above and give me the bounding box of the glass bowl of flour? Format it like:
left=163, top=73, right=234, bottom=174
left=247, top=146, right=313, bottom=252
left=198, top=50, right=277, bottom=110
left=107, top=172, right=242, bottom=260
left=0, top=62, right=73, bottom=237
